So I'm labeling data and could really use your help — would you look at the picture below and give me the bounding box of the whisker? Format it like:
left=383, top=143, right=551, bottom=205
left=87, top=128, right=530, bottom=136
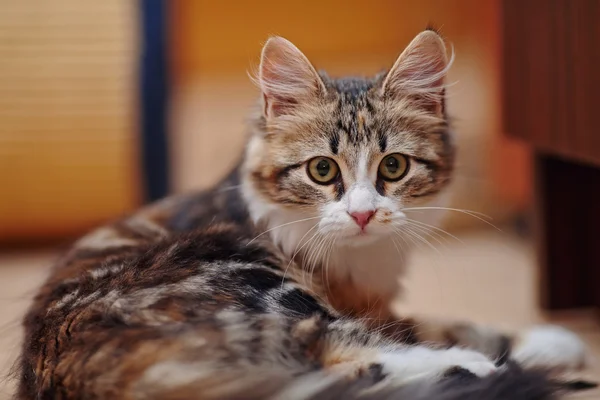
left=395, top=226, right=446, bottom=306
left=402, top=206, right=501, bottom=231
left=306, top=234, right=329, bottom=288
left=290, top=225, right=320, bottom=261
left=403, top=225, right=441, bottom=256
left=281, top=224, right=320, bottom=288
left=403, top=206, right=491, bottom=219
left=404, top=218, right=464, bottom=244
left=303, top=234, right=323, bottom=278
left=393, top=226, right=419, bottom=250
left=391, top=238, right=405, bottom=265
left=403, top=221, right=447, bottom=249
left=323, top=234, right=337, bottom=291
left=246, top=216, right=321, bottom=245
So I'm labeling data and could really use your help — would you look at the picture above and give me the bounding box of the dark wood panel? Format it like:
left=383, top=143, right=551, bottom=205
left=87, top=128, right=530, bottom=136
left=503, top=0, right=600, bottom=166
left=535, top=153, right=600, bottom=310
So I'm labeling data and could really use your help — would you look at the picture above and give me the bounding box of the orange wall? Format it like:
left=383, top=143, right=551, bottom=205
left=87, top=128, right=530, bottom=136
left=172, top=1, right=497, bottom=80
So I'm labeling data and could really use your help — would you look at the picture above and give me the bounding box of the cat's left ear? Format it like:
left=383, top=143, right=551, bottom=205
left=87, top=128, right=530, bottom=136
left=382, top=30, right=451, bottom=115
left=258, top=37, right=326, bottom=119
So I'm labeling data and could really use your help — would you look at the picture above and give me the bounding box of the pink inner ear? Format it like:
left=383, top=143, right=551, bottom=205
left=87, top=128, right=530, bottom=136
left=382, top=31, right=450, bottom=113
left=259, top=37, right=324, bottom=118
left=262, top=93, right=299, bottom=118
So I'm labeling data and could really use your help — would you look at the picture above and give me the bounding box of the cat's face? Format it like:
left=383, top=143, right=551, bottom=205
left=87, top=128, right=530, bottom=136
left=244, top=31, right=454, bottom=247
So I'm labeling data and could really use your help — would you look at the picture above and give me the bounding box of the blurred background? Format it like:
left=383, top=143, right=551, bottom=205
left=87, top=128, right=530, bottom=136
left=0, top=0, right=599, bottom=397
left=0, top=0, right=527, bottom=242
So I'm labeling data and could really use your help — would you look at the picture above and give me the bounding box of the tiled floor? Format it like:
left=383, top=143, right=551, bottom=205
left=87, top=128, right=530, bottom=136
left=0, top=229, right=598, bottom=398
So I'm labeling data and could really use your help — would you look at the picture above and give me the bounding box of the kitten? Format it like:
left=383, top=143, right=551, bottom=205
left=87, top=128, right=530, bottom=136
left=16, top=30, right=588, bottom=399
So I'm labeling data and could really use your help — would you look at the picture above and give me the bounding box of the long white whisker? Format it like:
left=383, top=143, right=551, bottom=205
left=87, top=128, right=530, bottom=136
left=403, top=225, right=441, bottom=256
left=391, top=238, right=405, bottom=265
left=395, top=226, right=445, bottom=305
left=306, top=234, right=329, bottom=287
left=402, top=207, right=501, bottom=231
left=402, top=206, right=490, bottom=218
left=247, top=216, right=321, bottom=245
left=316, top=234, right=333, bottom=280
left=303, top=234, right=321, bottom=279
left=403, top=221, right=447, bottom=248
left=394, top=226, right=419, bottom=250
left=323, top=234, right=337, bottom=290
left=404, top=218, right=463, bottom=244
left=312, top=234, right=330, bottom=272
left=281, top=224, right=320, bottom=288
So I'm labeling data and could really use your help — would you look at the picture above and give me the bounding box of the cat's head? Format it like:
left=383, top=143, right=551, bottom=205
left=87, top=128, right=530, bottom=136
left=243, top=30, right=454, bottom=249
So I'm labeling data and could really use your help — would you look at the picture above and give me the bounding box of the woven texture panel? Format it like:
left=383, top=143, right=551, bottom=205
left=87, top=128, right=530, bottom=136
left=0, top=1, right=139, bottom=241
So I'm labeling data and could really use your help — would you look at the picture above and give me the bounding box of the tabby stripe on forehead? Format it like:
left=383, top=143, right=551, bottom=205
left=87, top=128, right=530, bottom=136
left=329, top=131, right=340, bottom=155
left=378, top=134, right=387, bottom=153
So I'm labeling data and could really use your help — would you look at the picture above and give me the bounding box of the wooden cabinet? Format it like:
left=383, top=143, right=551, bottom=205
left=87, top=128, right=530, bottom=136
left=502, top=0, right=600, bottom=311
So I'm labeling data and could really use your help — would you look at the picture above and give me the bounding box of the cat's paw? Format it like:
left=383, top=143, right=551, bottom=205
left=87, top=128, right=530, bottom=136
left=512, top=325, right=590, bottom=371
left=379, top=346, right=497, bottom=384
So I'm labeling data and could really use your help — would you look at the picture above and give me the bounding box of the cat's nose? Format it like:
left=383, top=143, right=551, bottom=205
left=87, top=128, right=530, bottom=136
left=349, top=210, right=376, bottom=230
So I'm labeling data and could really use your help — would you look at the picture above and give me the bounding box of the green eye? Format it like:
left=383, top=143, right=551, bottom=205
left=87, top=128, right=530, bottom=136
left=307, top=157, right=339, bottom=184
left=378, top=153, right=409, bottom=181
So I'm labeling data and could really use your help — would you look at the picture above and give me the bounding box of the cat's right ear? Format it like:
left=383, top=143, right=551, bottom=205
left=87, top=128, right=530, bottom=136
left=258, top=37, right=326, bottom=119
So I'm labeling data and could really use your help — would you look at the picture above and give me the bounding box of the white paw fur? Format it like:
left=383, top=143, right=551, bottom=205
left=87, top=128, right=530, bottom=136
left=513, top=325, right=589, bottom=371
left=379, top=346, right=497, bottom=384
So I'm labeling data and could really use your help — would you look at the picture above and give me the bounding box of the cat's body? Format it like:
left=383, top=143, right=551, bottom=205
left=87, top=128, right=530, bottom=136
left=17, top=31, right=589, bottom=399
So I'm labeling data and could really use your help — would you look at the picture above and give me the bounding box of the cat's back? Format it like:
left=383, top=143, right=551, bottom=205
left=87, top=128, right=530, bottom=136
left=16, top=171, right=297, bottom=399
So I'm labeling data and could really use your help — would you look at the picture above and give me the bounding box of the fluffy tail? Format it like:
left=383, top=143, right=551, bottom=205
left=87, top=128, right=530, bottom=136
left=284, top=364, right=595, bottom=400
left=138, top=362, right=595, bottom=400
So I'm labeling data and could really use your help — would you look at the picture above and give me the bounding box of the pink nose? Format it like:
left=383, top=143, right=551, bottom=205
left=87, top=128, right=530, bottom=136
left=349, top=210, right=376, bottom=229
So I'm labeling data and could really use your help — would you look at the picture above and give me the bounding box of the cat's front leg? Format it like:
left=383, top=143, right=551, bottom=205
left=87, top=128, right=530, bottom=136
left=327, top=342, right=497, bottom=385
left=385, top=316, right=590, bottom=372
left=376, top=345, right=497, bottom=385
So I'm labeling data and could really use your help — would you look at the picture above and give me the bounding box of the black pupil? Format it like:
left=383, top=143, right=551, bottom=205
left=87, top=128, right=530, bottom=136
left=316, top=160, right=330, bottom=177
left=385, top=156, right=399, bottom=173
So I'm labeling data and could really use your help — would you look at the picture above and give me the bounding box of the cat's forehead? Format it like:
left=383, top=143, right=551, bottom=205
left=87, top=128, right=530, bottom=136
left=327, top=76, right=377, bottom=96
left=326, top=76, right=382, bottom=150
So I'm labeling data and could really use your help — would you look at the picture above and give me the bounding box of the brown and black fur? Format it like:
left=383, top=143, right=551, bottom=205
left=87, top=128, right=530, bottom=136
left=16, top=172, right=390, bottom=399
left=15, top=31, right=592, bottom=399
left=16, top=170, right=589, bottom=400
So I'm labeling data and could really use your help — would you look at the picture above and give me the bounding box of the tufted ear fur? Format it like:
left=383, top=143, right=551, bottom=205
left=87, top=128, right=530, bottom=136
left=258, top=37, right=326, bottom=118
left=382, top=30, right=451, bottom=115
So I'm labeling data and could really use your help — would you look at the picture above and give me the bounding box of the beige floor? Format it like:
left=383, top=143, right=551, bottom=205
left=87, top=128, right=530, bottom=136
left=0, top=229, right=598, bottom=398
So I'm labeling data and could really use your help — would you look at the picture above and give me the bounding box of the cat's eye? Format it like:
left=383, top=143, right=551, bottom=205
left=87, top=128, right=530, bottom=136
left=378, top=153, right=409, bottom=181
left=307, top=157, right=339, bottom=184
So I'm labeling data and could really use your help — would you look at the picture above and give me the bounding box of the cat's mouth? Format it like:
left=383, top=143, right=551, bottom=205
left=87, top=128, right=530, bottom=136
left=336, top=225, right=386, bottom=246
